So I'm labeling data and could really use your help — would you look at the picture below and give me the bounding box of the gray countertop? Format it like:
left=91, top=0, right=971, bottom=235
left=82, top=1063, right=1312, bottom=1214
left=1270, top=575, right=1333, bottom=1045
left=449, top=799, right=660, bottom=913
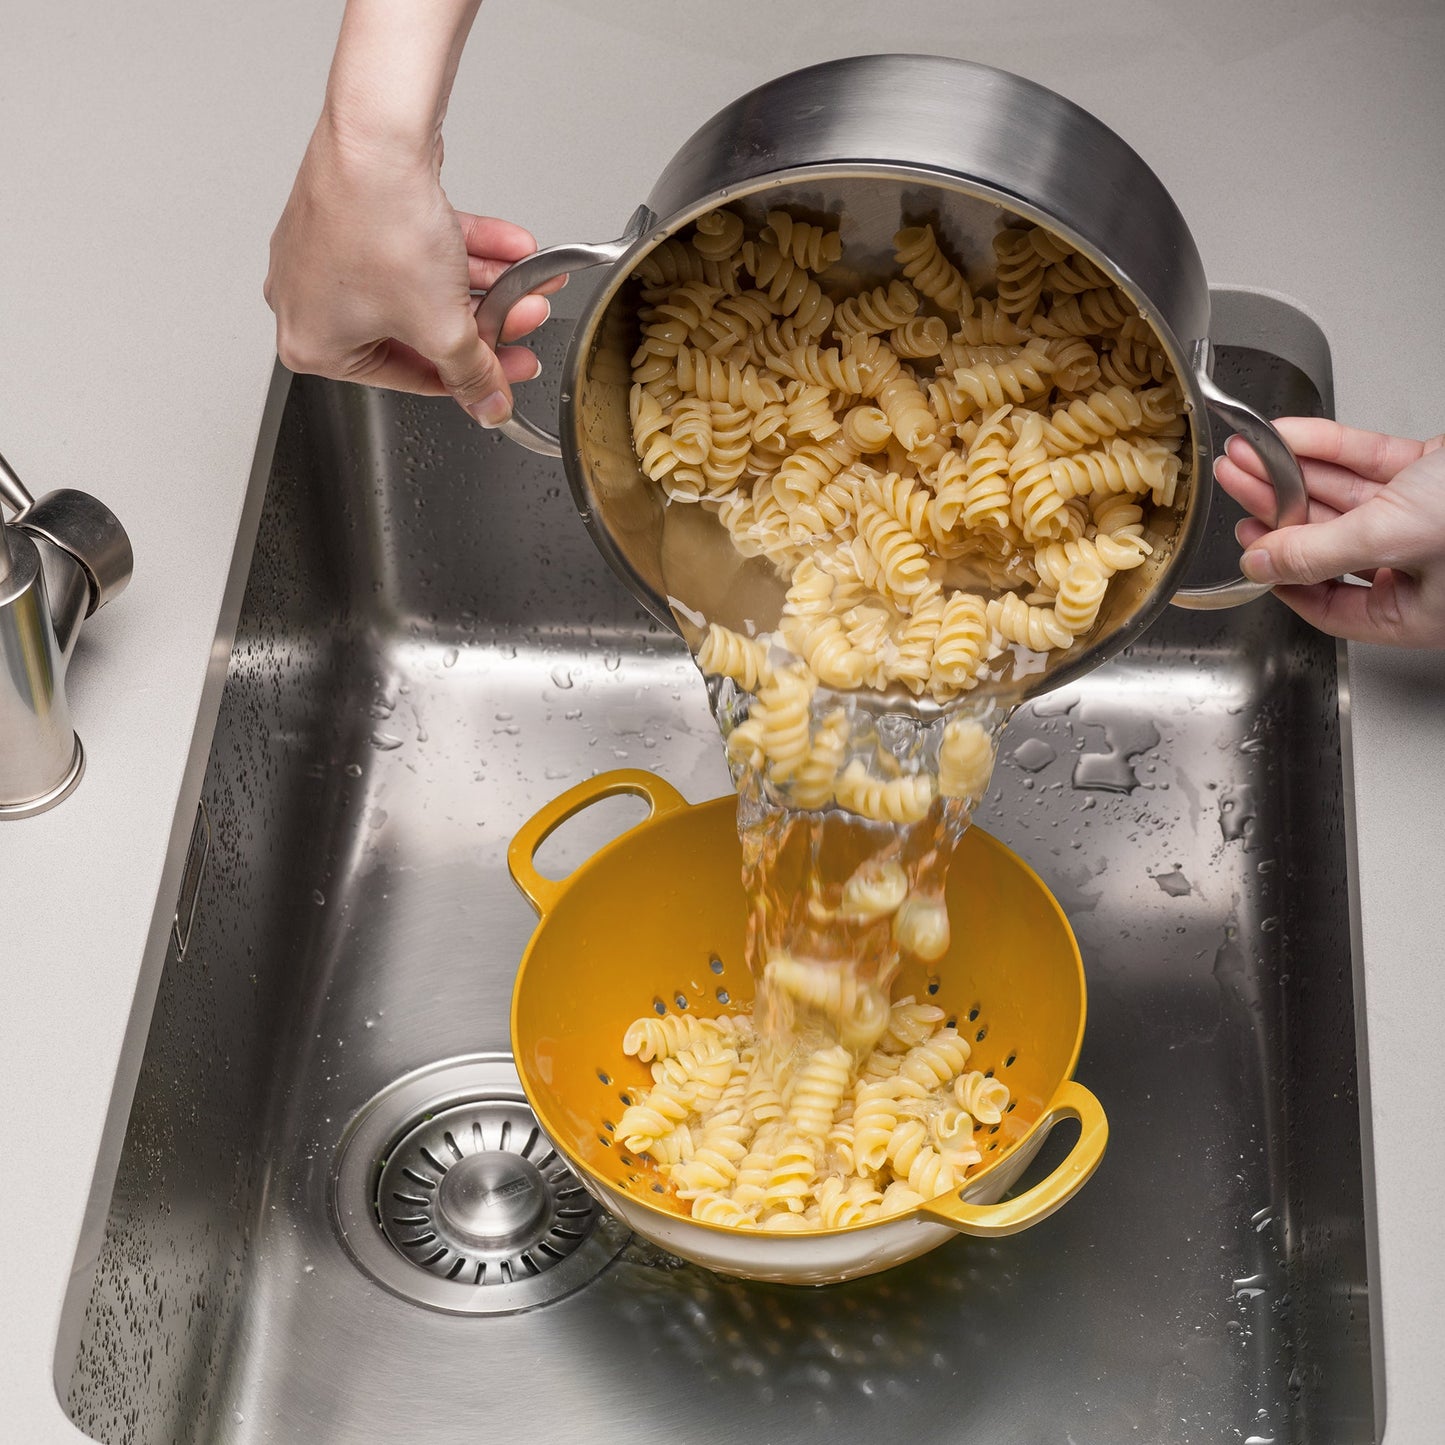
left=2, top=1, right=1442, bottom=1439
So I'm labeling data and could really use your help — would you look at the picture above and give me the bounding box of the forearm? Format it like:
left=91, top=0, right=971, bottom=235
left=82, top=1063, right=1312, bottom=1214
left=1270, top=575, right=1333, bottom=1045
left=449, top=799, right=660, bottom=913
left=323, top=0, right=483, bottom=154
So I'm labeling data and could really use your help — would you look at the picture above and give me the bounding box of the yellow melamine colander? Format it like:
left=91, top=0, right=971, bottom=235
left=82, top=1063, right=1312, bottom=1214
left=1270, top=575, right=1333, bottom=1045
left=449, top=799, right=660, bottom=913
left=508, top=769, right=1107, bottom=1285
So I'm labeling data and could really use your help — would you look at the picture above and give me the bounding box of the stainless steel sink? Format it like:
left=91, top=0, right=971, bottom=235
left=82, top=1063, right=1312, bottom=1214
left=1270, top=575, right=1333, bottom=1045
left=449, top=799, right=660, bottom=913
left=58, top=294, right=1377, bottom=1444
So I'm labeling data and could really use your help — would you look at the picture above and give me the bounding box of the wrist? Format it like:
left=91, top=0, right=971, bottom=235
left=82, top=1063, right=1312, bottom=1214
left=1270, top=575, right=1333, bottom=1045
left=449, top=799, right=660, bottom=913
left=321, top=82, right=442, bottom=167
left=320, top=0, right=481, bottom=163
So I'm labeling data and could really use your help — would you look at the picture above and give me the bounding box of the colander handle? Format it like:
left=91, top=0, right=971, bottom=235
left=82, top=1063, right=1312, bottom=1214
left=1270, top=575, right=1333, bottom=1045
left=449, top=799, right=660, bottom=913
left=508, top=769, right=691, bottom=917
left=471, top=205, right=657, bottom=458
left=1172, top=338, right=1310, bottom=611
left=919, top=1079, right=1108, bottom=1238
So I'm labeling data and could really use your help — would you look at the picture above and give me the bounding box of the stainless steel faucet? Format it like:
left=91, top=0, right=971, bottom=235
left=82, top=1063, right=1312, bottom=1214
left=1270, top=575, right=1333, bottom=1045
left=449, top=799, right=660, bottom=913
left=0, top=450, right=133, bottom=817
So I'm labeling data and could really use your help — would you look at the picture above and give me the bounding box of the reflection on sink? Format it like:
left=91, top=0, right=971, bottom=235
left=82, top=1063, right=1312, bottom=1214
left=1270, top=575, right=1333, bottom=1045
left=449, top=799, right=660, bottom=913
left=59, top=303, right=1376, bottom=1444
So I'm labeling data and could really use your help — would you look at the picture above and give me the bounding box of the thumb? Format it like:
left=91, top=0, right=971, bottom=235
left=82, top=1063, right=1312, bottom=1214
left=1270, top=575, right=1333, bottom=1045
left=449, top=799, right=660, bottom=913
left=431, top=317, right=513, bottom=428
left=1241, top=508, right=1392, bottom=587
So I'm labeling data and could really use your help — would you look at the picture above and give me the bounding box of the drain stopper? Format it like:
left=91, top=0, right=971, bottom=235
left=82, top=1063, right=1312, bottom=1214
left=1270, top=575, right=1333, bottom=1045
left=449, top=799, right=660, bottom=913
left=332, top=1054, right=630, bottom=1317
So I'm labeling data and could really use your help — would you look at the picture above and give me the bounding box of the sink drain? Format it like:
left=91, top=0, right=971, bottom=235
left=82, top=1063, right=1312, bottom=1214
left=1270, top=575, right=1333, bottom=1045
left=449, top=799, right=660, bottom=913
left=332, top=1055, right=629, bottom=1315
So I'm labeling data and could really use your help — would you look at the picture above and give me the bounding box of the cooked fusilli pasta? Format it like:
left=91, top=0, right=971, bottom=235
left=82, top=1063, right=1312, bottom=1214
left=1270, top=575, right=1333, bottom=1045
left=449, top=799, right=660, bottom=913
left=617, top=997, right=1009, bottom=1231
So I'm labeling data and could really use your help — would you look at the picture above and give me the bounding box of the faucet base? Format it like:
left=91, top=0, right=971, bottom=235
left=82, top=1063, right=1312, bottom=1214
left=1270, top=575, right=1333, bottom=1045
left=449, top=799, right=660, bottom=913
left=0, top=733, right=84, bottom=819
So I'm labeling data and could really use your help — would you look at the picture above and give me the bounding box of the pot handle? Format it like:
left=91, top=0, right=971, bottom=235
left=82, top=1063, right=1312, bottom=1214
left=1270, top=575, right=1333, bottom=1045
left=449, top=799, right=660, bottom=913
left=1171, top=338, right=1310, bottom=611
left=471, top=205, right=657, bottom=459
left=919, top=1079, right=1108, bottom=1237
left=508, top=768, right=691, bottom=917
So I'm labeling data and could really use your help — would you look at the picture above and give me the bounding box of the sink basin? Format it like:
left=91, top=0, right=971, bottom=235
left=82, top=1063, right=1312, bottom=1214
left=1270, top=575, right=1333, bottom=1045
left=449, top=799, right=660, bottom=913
left=58, top=294, right=1377, bottom=1444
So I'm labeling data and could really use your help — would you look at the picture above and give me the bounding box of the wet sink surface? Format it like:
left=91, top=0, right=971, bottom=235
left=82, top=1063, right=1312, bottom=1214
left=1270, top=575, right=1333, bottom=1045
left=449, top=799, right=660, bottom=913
left=61, top=315, right=1374, bottom=1444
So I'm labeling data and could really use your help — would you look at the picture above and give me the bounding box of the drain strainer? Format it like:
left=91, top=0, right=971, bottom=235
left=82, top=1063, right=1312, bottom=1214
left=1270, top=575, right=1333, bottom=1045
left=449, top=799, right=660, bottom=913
left=332, top=1055, right=629, bottom=1315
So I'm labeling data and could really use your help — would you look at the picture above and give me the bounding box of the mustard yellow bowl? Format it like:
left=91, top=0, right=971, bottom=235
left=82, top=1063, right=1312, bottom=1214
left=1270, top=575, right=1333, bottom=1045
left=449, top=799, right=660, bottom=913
left=509, top=769, right=1107, bottom=1285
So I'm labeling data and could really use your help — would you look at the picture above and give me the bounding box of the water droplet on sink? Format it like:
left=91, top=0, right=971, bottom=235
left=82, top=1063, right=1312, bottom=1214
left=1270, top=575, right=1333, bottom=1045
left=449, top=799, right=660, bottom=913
left=1010, top=738, right=1056, bottom=773
left=550, top=667, right=575, bottom=689
left=1152, top=868, right=1192, bottom=897
left=311, top=890, right=325, bottom=906
left=604, top=653, right=622, bottom=671
left=442, top=646, right=459, bottom=668
left=344, top=762, right=362, bottom=778
left=371, top=732, right=404, bottom=751
left=1219, top=784, right=1258, bottom=844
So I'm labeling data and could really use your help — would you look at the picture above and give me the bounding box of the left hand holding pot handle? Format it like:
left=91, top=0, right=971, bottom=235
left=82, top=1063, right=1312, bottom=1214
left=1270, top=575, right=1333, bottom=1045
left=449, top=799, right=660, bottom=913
left=262, top=0, right=561, bottom=430
left=1214, top=417, right=1445, bottom=647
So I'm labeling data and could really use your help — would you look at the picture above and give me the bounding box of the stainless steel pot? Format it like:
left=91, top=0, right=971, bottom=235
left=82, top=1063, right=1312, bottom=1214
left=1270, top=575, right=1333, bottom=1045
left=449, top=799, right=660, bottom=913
left=477, top=54, right=1306, bottom=704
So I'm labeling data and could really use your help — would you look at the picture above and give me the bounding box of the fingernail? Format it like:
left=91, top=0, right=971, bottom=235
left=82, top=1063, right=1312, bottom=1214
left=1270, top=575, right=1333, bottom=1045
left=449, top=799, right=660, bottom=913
left=468, top=390, right=511, bottom=428
left=527, top=356, right=543, bottom=381
left=1240, top=548, right=1278, bottom=584
left=1212, top=455, right=1227, bottom=480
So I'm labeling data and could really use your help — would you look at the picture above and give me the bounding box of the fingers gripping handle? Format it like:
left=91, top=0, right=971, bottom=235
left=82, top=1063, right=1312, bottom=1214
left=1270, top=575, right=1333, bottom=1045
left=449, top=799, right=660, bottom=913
left=507, top=768, right=690, bottom=918
left=1173, top=339, right=1310, bottom=611
left=920, top=1080, right=1108, bottom=1237
left=471, top=205, right=656, bottom=458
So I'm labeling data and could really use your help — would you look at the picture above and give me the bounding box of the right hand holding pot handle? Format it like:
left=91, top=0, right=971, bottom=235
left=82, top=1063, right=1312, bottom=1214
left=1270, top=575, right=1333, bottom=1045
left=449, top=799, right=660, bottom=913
left=1214, top=417, right=1445, bottom=646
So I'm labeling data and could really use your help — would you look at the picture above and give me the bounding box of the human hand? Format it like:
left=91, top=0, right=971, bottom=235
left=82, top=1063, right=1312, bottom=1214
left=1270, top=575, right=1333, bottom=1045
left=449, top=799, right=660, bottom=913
left=1213, top=417, right=1445, bottom=647
left=265, top=117, right=558, bottom=429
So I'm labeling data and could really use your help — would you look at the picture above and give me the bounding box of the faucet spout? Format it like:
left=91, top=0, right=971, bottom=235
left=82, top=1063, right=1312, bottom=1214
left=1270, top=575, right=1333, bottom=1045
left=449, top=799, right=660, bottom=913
left=0, top=450, right=132, bottom=818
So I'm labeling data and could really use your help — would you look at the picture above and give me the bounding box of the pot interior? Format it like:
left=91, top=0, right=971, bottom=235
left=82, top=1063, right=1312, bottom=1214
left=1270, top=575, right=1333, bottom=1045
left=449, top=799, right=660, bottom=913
left=567, top=169, right=1205, bottom=699
left=512, top=795, right=1086, bottom=1232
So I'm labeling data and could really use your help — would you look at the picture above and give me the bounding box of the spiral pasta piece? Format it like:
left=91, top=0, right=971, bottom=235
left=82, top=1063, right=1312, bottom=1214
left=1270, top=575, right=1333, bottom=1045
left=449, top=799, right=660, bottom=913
left=1008, top=410, right=1071, bottom=543
left=890, top=582, right=945, bottom=695
left=834, top=760, right=936, bottom=824
left=954, top=1069, right=1012, bottom=1126
left=985, top=590, right=1075, bottom=651
left=874, top=371, right=939, bottom=454
left=622, top=1010, right=739, bottom=1063
left=856, top=496, right=931, bottom=602
left=1037, top=335, right=1102, bottom=394
left=893, top=225, right=972, bottom=314
left=888, top=315, right=949, bottom=359
left=762, top=1130, right=818, bottom=1214
left=696, top=622, right=771, bottom=691
left=834, top=280, right=919, bottom=338
left=993, top=228, right=1047, bottom=322
left=932, top=341, right=1055, bottom=428
left=815, top=1176, right=883, bottom=1228
left=789, top=706, right=850, bottom=808
left=761, top=209, right=843, bottom=272
left=1032, top=529, right=1151, bottom=590
left=956, top=299, right=1031, bottom=346
left=839, top=404, right=893, bottom=453
left=881, top=996, right=948, bottom=1052
left=632, top=282, right=724, bottom=383
left=692, top=208, right=746, bottom=261
left=746, top=665, right=815, bottom=781
left=628, top=384, right=681, bottom=480
left=786, top=1044, right=852, bottom=1138
left=674, top=347, right=781, bottom=412
left=1049, top=436, right=1180, bottom=505
left=1040, top=384, right=1147, bottom=455
left=689, top=1192, right=755, bottom=1226
left=937, top=718, right=994, bottom=800
left=1033, top=286, right=1135, bottom=337
left=930, top=591, right=989, bottom=695
left=634, top=236, right=742, bottom=300
left=668, top=396, right=712, bottom=466
left=1054, top=556, right=1109, bottom=635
